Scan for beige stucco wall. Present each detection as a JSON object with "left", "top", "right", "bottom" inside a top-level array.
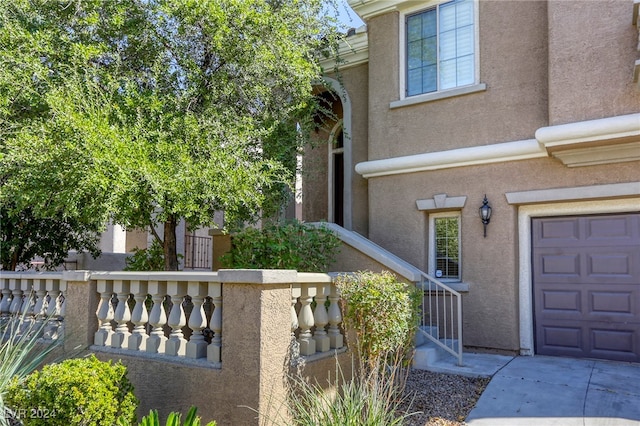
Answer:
[
  {"left": 328, "top": 242, "right": 411, "bottom": 284},
  {"left": 303, "top": 63, "right": 369, "bottom": 236},
  {"left": 367, "top": 158, "right": 640, "bottom": 352},
  {"left": 60, "top": 272, "right": 355, "bottom": 426},
  {"left": 303, "top": 0, "right": 639, "bottom": 353},
  {"left": 366, "top": 1, "right": 549, "bottom": 160},
  {"left": 547, "top": 0, "right": 640, "bottom": 124}
]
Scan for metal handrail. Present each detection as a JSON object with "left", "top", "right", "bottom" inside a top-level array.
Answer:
[{"left": 417, "top": 272, "right": 463, "bottom": 366}]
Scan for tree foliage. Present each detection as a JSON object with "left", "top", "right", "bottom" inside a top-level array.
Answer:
[
  {"left": 0, "top": 0, "right": 341, "bottom": 270},
  {"left": 221, "top": 220, "right": 341, "bottom": 272}
]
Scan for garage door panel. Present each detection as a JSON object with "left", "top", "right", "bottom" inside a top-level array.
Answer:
[
  {"left": 533, "top": 251, "right": 581, "bottom": 283},
  {"left": 533, "top": 213, "right": 640, "bottom": 362},
  {"left": 541, "top": 289, "right": 581, "bottom": 313},
  {"left": 536, "top": 320, "right": 639, "bottom": 361},
  {"left": 589, "top": 290, "right": 635, "bottom": 317},
  {"left": 585, "top": 216, "right": 638, "bottom": 246},
  {"left": 539, "top": 325, "right": 582, "bottom": 351}
]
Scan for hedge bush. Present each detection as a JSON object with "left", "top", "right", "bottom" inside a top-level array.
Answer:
[
  {"left": 221, "top": 220, "right": 340, "bottom": 271},
  {"left": 6, "top": 355, "right": 138, "bottom": 426},
  {"left": 335, "top": 271, "right": 421, "bottom": 370}
]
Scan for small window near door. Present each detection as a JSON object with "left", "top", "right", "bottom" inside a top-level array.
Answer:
[{"left": 430, "top": 213, "right": 461, "bottom": 281}]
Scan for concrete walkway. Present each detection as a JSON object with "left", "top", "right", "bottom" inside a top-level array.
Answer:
[{"left": 466, "top": 355, "right": 640, "bottom": 425}]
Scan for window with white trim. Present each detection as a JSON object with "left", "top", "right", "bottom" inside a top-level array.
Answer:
[
  {"left": 428, "top": 212, "right": 461, "bottom": 281},
  {"left": 405, "top": 0, "right": 476, "bottom": 97}
]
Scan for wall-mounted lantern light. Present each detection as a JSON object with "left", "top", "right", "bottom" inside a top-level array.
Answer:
[{"left": 479, "top": 195, "right": 492, "bottom": 238}]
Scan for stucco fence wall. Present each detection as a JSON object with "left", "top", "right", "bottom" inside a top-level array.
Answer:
[{"left": 0, "top": 270, "right": 353, "bottom": 426}]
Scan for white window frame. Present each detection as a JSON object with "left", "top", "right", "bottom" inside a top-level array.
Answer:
[
  {"left": 428, "top": 211, "right": 462, "bottom": 282},
  {"left": 396, "top": 0, "right": 482, "bottom": 107}
]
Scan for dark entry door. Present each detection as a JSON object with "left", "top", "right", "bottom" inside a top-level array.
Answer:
[{"left": 532, "top": 213, "right": 640, "bottom": 362}]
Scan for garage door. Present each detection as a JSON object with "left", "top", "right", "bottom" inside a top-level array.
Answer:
[{"left": 532, "top": 213, "right": 640, "bottom": 362}]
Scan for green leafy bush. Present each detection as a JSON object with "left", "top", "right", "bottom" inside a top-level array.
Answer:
[
  {"left": 221, "top": 220, "right": 341, "bottom": 272},
  {"left": 124, "top": 239, "right": 165, "bottom": 271},
  {"left": 6, "top": 355, "right": 138, "bottom": 426},
  {"left": 335, "top": 271, "right": 421, "bottom": 370},
  {"left": 137, "top": 406, "right": 216, "bottom": 426}
]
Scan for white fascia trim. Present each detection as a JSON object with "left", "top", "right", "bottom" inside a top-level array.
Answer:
[
  {"left": 535, "top": 113, "right": 640, "bottom": 149},
  {"left": 552, "top": 141, "right": 640, "bottom": 167},
  {"left": 505, "top": 182, "right": 640, "bottom": 205},
  {"left": 348, "top": 0, "right": 407, "bottom": 20},
  {"left": 320, "top": 30, "right": 369, "bottom": 71},
  {"left": 355, "top": 139, "right": 547, "bottom": 178},
  {"left": 390, "top": 83, "right": 487, "bottom": 109}
]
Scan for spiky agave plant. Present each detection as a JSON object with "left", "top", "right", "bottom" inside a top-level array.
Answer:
[{"left": 0, "top": 308, "right": 62, "bottom": 426}]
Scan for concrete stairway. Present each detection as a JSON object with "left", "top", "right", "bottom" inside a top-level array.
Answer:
[{"left": 413, "top": 326, "right": 514, "bottom": 378}]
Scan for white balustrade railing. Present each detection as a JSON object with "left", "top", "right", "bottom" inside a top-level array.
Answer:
[
  {"left": 292, "top": 273, "right": 345, "bottom": 357},
  {"left": 91, "top": 272, "right": 222, "bottom": 365},
  {"left": 2, "top": 270, "right": 346, "bottom": 367},
  {"left": 0, "top": 273, "right": 65, "bottom": 341}
]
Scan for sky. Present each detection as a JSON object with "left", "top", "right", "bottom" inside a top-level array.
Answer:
[{"left": 335, "top": 0, "right": 364, "bottom": 29}]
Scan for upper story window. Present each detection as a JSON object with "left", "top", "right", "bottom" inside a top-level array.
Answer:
[{"left": 405, "top": 0, "right": 476, "bottom": 97}]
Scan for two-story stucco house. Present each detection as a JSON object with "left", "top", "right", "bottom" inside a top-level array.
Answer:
[{"left": 303, "top": 0, "right": 640, "bottom": 362}]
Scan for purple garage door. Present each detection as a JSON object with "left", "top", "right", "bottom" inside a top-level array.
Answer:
[{"left": 532, "top": 213, "right": 640, "bottom": 362}]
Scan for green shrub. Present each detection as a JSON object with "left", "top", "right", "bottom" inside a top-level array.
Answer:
[
  {"left": 124, "top": 239, "right": 165, "bottom": 271},
  {"left": 335, "top": 271, "right": 421, "bottom": 370},
  {"left": 6, "top": 355, "right": 138, "bottom": 426},
  {"left": 221, "top": 220, "right": 341, "bottom": 272},
  {"left": 137, "top": 406, "right": 216, "bottom": 426}
]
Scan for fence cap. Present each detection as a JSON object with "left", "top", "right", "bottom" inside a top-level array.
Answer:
[
  {"left": 89, "top": 271, "right": 220, "bottom": 282},
  {"left": 218, "top": 269, "right": 298, "bottom": 284}
]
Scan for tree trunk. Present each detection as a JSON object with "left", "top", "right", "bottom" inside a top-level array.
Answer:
[{"left": 163, "top": 216, "right": 179, "bottom": 271}]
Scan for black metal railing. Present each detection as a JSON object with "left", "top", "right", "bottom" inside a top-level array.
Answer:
[{"left": 184, "top": 235, "right": 212, "bottom": 270}]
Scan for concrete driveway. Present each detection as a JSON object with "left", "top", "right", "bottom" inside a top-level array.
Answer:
[{"left": 466, "top": 355, "right": 640, "bottom": 425}]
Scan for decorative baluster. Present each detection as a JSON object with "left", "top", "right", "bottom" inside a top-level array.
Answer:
[
  {"left": 186, "top": 282, "right": 207, "bottom": 359},
  {"left": 111, "top": 281, "right": 132, "bottom": 349},
  {"left": 128, "top": 280, "right": 149, "bottom": 352},
  {"left": 57, "top": 279, "right": 67, "bottom": 339},
  {"left": 43, "top": 279, "right": 62, "bottom": 340},
  {"left": 9, "top": 278, "right": 24, "bottom": 315},
  {"left": 297, "top": 284, "right": 317, "bottom": 356},
  {"left": 327, "top": 283, "right": 343, "bottom": 349},
  {"left": 291, "top": 285, "right": 300, "bottom": 339},
  {"left": 208, "top": 283, "right": 222, "bottom": 364},
  {"left": 94, "top": 280, "right": 115, "bottom": 346},
  {"left": 31, "top": 279, "right": 47, "bottom": 338},
  {"left": 1, "top": 278, "right": 12, "bottom": 316},
  {"left": 19, "top": 280, "right": 35, "bottom": 336},
  {"left": 313, "top": 284, "right": 330, "bottom": 352},
  {"left": 146, "top": 281, "right": 168, "bottom": 354},
  {"left": 165, "top": 281, "right": 187, "bottom": 356}
]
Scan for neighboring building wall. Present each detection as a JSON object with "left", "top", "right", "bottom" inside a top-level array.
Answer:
[{"left": 125, "top": 229, "right": 148, "bottom": 252}]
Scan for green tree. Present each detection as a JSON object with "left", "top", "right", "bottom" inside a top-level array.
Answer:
[{"left": 0, "top": 0, "right": 341, "bottom": 270}]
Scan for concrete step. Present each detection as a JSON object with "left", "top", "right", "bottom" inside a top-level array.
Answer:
[
  {"left": 413, "top": 341, "right": 515, "bottom": 378},
  {"left": 414, "top": 325, "right": 439, "bottom": 346},
  {"left": 413, "top": 339, "right": 459, "bottom": 370}
]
